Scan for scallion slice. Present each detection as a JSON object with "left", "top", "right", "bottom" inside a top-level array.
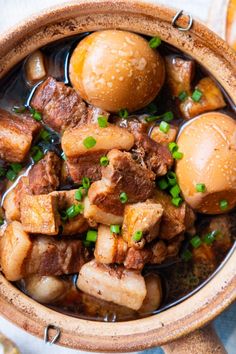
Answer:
[
  {"left": 83, "top": 136, "right": 97, "bottom": 149},
  {"left": 100, "top": 156, "right": 109, "bottom": 167},
  {"left": 171, "top": 196, "right": 183, "bottom": 207},
  {"left": 157, "top": 178, "right": 168, "bottom": 190},
  {"left": 110, "top": 225, "right": 120, "bottom": 234},
  {"left": 66, "top": 204, "right": 83, "bottom": 219},
  {"left": 170, "top": 184, "right": 181, "bottom": 198},
  {"left": 196, "top": 183, "right": 206, "bottom": 193},
  {"left": 219, "top": 199, "right": 228, "bottom": 210},
  {"left": 119, "top": 192, "right": 128, "bottom": 204},
  {"left": 167, "top": 171, "right": 177, "bottom": 186},
  {"left": 118, "top": 109, "right": 129, "bottom": 118},
  {"left": 6, "top": 169, "right": 17, "bottom": 181},
  {"left": 10, "top": 163, "right": 22, "bottom": 174},
  {"left": 173, "top": 151, "right": 183, "bottom": 160},
  {"left": 159, "top": 121, "right": 170, "bottom": 134},
  {"left": 190, "top": 235, "right": 202, "bottom": 248},
  {"left": 132, "top": 230, "right": 143, "bottom": 242},
  {"left": 86, "top": 230, "right": 98, "bottom": 242},
  {"left": 181, "top": 249, "right": 192, "bottom": 262},
  {"left": 192, "top": 89, "right": 202, "bottom": 102},
  {"left": 178, "top": 91, "right": 188, "bottom": 101},
  {"left": 82, "top": 177, "right": 90, "bottom": 190},
  {"left": 31, "top": 146, "right": 44, "bottom": 163},
  {"left": 98, "top": 115, "right": 108, "bottom": 128},
  {"left": 149, "top": 36, "right": 161, "bottom": 49}
]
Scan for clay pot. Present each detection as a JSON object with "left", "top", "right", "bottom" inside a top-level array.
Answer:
[{"left": 0, "top": 1, "right": 235, "bottom": 353}]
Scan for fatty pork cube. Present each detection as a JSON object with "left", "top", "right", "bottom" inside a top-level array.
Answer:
[
  {"left": 88, "top": 149, "right": 155, "bottom": 216},
  {"left": 51, "top": 189, "right": 88, "bottom": 235},
  {"left": 84, "top": 196, "right": 123, "bottom": 226},
  {"left": 0, "top": 221, "right": 32, "bottom": 281},
  {"left": 87, "top": 105, "right": 110, "bottom": 124},
  {"left": 122, "top": 201, "right": 163, "bottom": 248},
  {"left": 3, "top": 177, "right": 30, "bottom": 222},
  {"left": 138, "top": 273, "right": 162, "bottom": 313},
  {"left": 77, "top": 259, "right": 147, "bottom": 310},
  {"left": 61, "top": 123, "right": 134, "bottom": 183},
  {"left": 20, "top": 194, "right": 60, "bottom": 235},
  {"left": 30, "top": 76, "right": 87, "bottom": 133},
  {"left": 28, "top": 151, "right": 61, "bottom": 195},
  {"left": 0, "top": 108, "right": 41, "bottom": 163},
  {"left": 134, "top": 133, "right": 173, "bottom": 176},
  {"left": 150, "top": 125, "right": 178, "bottom": 146},
  {"left": 165, "top": 56, "right": 195, "bottom": 96},
  {"left": 180, "top": 77, "right": 226, "bottom": 120},
  {"left": 155, "top": 190, "right": 195, "bottom": 239},
  {"left": 94, "top": 225, "right": 128, "bottom": 264}
]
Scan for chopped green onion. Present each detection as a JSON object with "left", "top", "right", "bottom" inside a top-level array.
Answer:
[
  {"left": 192, "top": 89, "right": 202, "bottom": 102},
  {"left": 12, "top": 105, "right": 26, "bottom": 113},
  {"left": 10, "top": 163, "right": 22, "bottom": 174},
  {"left": 167, "top": 171, "right": 177, "bottom": 186},
  {"left": 181, "top": 249, "right": 192, "bottom": 262},
  {"left": 119, "top": 192, "right": 128, "bottom": 204},
  {"left": 159, "top": 121, "right": 170, "bottom": 134},
  {"left": 171, "top": 197, "right": 183, "bottom": 207},
  {"left": 32, "top": 110, "right": 42, "bottom": 121},
  {"left": 146, "top": 102, "right": 157, "bottom": 114},
  {"left": 196, "top": 183, "right": 206, "bottom": 193},
  {"left": 66, "top": 204, "right": 83, "bottom": 219},
  {"left": 168, "top": 142, "right": 178, "bottom": 153},
  {"left": 60, "top": 210, "right": 68, "bottom": 222},
  {"left": 190, "top": 235, "right": 202, "bottom": 248},
  {"left": 145, "top": 116, "right": 160, "bottom": 123},
  {"left": 149, "top": 36, "right": 162, "bottom": 49},
  {"left": 75, "top": 187, "right": 84, "bottom": 201},
  {"left": 0, "top": 167, "right": 6, "bottom": 177},
  {"left": 132, "top": 230, "right": 143, "bottom": 242},
  {"left": 157, "top": 178, "right": 168, "bottom": 190},
  {"left": 219, "top": 199, "right": 228, "bottom": 210},
  {"left": 170, "top": 184, "right": 181, "bottom": 198},
  {"left": 61, "top": 152, "right": 66, "bottom": 161},
  {"left": 118, "top": 109, "right": 129, "bottom": 118},
  {"left": 162, "top": 111, "right": 174, "bottom": 123},
  {"left": 178, "top": 91, "right": 188, "bottom": 101},
  {"left": 0, "top": 218, "right": 4, "bottom": 226},
  {"left": 83, "top": 136, "right": 97, "bottom": 149},
  {"left": 31, "top": 146, "right": 44, "bottom": 163},
  {"left": 39, "top": 129, "right": 51, "bottom": 141},
  {"left": 203, "top": 231, "right": 218, "bottom": 245},
  {"left": 173, "top": 151, "right": 184, "bottom": 160},
  {"left": 100, "top": 156, "right": 109, "bottom": 167},
  {"left": 110, "top": 225, "right": 120, "bottom": 234},
  {"left": 98, "top": 115, "right": 108, "bottom": 128},
  {"left": 82, "top": 177, "right": 90, "bottom": 190},
  {"left": 83, "top": 240, "right": 91, "bottom": 247},
  {"left": 6, "top": 169, "right": 17, "bottom": 181},
  {"left": 86, "top": 230, "right": 98, "bottom": 242}
]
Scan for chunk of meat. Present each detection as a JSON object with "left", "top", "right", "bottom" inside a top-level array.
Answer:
[
  {"left": 122, "top": 201, "right": 163, "bottom": 248},
  {"left": 3, "top": 177, "right": 31, "bottom": 222},
  {"left": 60, "top": 161, "right": 72, "bottom": 186},
  {"left": 28, "top": 152, "right": 61, "bottom": 195},
  {"left": 62, "top": 123, "right": 134, "bottom": 183},
  {"left": 23, "top": 275, "right": 70, "bottom": 304},
  {"left": 84, "top": 196, "right": 123, "bottom": 226},
  {"left": 31, "top": 76, "right": 87, "bottom": 133},
  {"left": 89, "top": 149, "right": 155, "bottom": 215},
  {"left": 0, "top": 221, "right": 32, "bottom": 281},
  {"left": 124, "top": 247, "right": 151, "bottom": 270},
  {"left": 94, "top": 225, "right": 128, "bottom": 264},
  {"left": 0, "top": 109, "right": 41, "bottom": 163},
  {"left": 134, "top": 133, "right": 173, "bottom": 176},
  {"left": 86, "top": 106, "right": 110, "bottom": 125},
  {"left": 138, "top": 274, "right": 162, "bottom": 313},
  {"left": 155, "top": 190, "right": 195, "bottom": 239},
  {"left": 52, "top": 189, "right": 88, "bottom": 235},
  {"left": 26, "top": 236, "right": 85, "bottom": 277},
  {"left": 166, "top": 233, "right": 184, "bottom": 258},
  {"left": 113, "top": 115, "right": 148, "bottom": 135},
  {"left": 150, "top": 125, "right": 178, "bottom": 146},
  {"left": 180, "top": 77, "right": 226, "bottom": 120},
  {"left": 165, "top": 56, "right": 195, "bottom": 96},
  {"left": 20, "top": 194, "right": 60, "bottom": 235},
  {"left": 150, "top": 240, "right": 168, "bottom": 264},
  {"left": 77, "top": 260, "right": 147, "bottom": 310}
]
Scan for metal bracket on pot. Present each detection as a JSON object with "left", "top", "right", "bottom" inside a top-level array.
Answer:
[
  {"left": 171, "top": 10, "right": 193, "bottom": 31},
  {"left": 44, "top": 324, "right": 61, "bottom": 345}
]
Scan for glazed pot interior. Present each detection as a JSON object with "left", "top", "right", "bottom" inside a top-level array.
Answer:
[{"left": 0, "top": 1, "right": 235, "bottom": 352}]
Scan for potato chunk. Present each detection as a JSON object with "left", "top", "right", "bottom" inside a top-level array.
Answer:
[
  {"left": 62, "top": 123, "right": 134, "bottom": 158},
  {"left": 77, "top": 260, "right": 147, "bottom": 310},
  {"left": 20, "top": 194, "right": 60, "bottom": 235},
  {"left": 180, "top": 77, "right": 226, "bottom": 120},
  {"left": 122, "top": 201, "right": 163, "bottom": 248},
  {"left": 95, "top": 225, "right": 127, "bottom": 264},
  {"left": 0, "top": 221, "right": 32, "bottom": 281},
  {"left": 84, "top": 196, "right": 123, "bottom": 226},
  {"left": 0, "top": 109, "right": 41, "bottom": 162}
]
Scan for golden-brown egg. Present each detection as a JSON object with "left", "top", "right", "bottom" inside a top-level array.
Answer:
[
  {"left": 176, "top": 112, "right": 236, "bottom": 214},
  {"left": 69, "top": 30, "right": 165, "bottom": 112}
]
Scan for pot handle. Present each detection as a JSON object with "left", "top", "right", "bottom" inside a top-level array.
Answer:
[{"left": 162, "top": 324, "right": 227, "bottom": 354}]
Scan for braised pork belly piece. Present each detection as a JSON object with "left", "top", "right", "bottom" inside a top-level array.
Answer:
[
  {"left": 180, "top": 77, "right": 226, "bottom": 120},
  {"left": 150, "top": 125, "right": 178, "bottom": 146},
  {"left": 28, "top": 151, "right": 61, "bottom": 195},
  {"left": 0, "top": 109, "right": 41, "bottom": 163},
  {"left": 165, "top": 56, "right": 195, "bottom": 97},
  {"left": 61, "top": 123, "right": 134, "bottom": 183},
  {"left": 31, "top": 76, "right": 87, "bottom": 132},
  {"left": 89, "top": 149, "right": 155, "bottom": 216}
]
